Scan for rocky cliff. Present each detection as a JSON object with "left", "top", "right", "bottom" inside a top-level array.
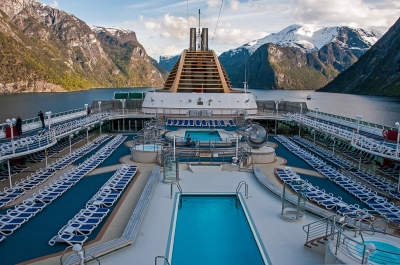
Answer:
[
  {"left": 0, "top": 0, "right": 165, "bottom": 93},
  {"left": 218, "top": 25, "right": 382, "bottom": 89},
  {"left": 319, "top": 18, "right": 400, "bottom": 96}
]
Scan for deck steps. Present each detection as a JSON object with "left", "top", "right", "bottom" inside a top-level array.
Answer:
[{"left": 189, "top": 164, "right": 222, "bottom": 173}]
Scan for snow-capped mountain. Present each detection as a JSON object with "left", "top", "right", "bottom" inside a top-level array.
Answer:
[
  {"left": 218, "top": 24, "right": 383, "bottom": 90},
  {"left": 233, "top": 24, "right": 383, "bottom": 55}
]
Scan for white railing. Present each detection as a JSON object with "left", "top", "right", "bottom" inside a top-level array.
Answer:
[
  {"left": 291, "top": 113, "right": 400, "bottom": 161},
  {"left": 0, "top": 112, "right": 116, "bottom": 161}
]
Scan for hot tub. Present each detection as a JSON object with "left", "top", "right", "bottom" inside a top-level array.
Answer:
[{"left": 131, "top": 144, "right": 162, "bottom": 162}]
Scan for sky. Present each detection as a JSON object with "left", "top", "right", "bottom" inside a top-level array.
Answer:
[{"left": 39, "top": 0, "right": 400, "bottom": 61}]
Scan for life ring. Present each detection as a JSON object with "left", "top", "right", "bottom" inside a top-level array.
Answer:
[{"left": 382, "top": 129, "right": 388, "bottom": 138}]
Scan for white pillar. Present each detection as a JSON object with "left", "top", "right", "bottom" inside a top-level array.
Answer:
[
  {"left": 236, "top": 135, "right": 239, "bottom": 158},
  {"left": 6, "top": 118, "right": 16, "bottom": 154},
  {"left": 98, "top": 101, "right": 102, "bottom": 134},
  {"left": 173, "top": 135, "right": 176, "bottom": 162},
  {"left": 45, "top": 111, "right": 52, "bottom": 130},
  {"left": 7, "top": 160, "right": 12, "bottom": 188},
  {"left": 69, "top": 134, "right": 73, "bottom": 154}
]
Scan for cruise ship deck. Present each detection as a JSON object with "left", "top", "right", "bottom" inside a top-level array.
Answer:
[{"left": 0, "top": 23, "right": 400, "bottom": 265}]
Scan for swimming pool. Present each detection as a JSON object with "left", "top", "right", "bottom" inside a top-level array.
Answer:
[
  {"left": 354, "top": 239, "right": 400, "bottom": 264},
  {"left": 167, "top": 194, "right": 270, "bottom": 265},
  {"left": 185, "top": 131, "right": 222, "bottom": 142},
  {"left": 133, "top": 144, "right": 162, "bottom": 151}
]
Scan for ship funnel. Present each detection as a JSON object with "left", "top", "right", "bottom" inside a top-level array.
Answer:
[
  {"left": 189, "top": 28, "right": 196, "bottom": 51},
  {"left": 201, "top": 28, "right": 208, "bottom": 51}
]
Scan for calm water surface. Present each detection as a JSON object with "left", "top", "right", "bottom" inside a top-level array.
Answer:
[{"left": 0, "top": 88, "right": 399, "bottom": 127}]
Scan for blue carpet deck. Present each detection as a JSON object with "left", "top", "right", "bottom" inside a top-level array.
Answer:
[
  {"left": 299, "top": 174, "right": 369, "bottom": 210},
  {"left": 0, "top": 171, "right": 126, "bottom": 265},
  {"left": 99, "top": 143, "right": 131, "bottom": 167},
  {"left": 72, "top": 137, "right": 113, "bottom": 165},
  {"left": 268, "top": 137, "right": 314, "bottom": 170}
]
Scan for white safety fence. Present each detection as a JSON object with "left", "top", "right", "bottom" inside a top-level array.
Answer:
[{"left": 291, "top": 113, "right": 400, "bottom": 161}]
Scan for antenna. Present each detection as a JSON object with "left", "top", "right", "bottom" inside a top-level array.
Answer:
[
  {"left": 197, "top": 9, "right": 202, "bottom": 51},
  {"left": 198, "top": 9, "right": 201, "bottom": 34}
]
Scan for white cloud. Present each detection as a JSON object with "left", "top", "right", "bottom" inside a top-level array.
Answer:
[
  {"left": 292, "top": 0, "right": 400, "bottom": 29},
  {"left": 143, "top": 14, "right": 197, "bottom": 40},
  {"left": 207, "top": 0, "right": 220, "bottom": 8},
  {"left": 211, "top": 27, "right": 267, "bottom": 45},
  {"left": 139, "top": 15, "right": 144, "bottom": 21},
  {"left": 50, "top": 0, "right": 58, "bottom": 8},
  {"left": 229, "top": 0, "right": 240, "bottom": 11}
]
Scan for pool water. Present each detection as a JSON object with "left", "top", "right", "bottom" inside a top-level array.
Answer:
[
  {"left": 185, "top": 131, "right": 222, "bottom": 142},
  {"left": 170, "top": 195, "right": 266, "bottom": 265},
  {"left": 355, "top": 240, "right": 400, "bottom": 264},
  {"left": 134, "top": 144, "right": 161, "bottom": 151}
]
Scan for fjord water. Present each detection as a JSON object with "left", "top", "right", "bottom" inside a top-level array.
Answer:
[{"left": 0, "top": 88, "right": 399, "bottom": 127}]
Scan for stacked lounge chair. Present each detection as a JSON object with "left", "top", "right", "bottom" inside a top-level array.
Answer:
[
  {"left": 49, "top": 165, "right": 137, "bottom": 246},
  {"left": 0, "top": 135, "right": 126, "bottom": 238}
]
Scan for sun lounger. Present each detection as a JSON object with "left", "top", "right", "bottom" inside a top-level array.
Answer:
[
  {"left": 0, "top": 224, "right": 20, "bottom": 236},
  {"left": 64, "top": 223, "right": 97, "bottom": 236},
  {"left": 228, "top": 120, "right": 236, "bottom": 126},
  {"left": 220, "top": 120, "right": 227, "bottom": 127},
  {"left": 183, "top": 120, "right": 189, "bottom": 126},
  {"left": 0, "top": 216, "right": 27, "bottom": 226},
  {"left": 166, "top": 119, "right": 173, "bottom": 126},
  {"left": 195, "top": 120, "right": 201, "bottom": 126},
  {"left": 201, "top": 120, "right": 207, "bottom": 127},
  {"left": 50, "top": 233, "right": 88, "bottom": 246},
  {"left": 189, "top": 120, "right": 194, "bottom": 127}
]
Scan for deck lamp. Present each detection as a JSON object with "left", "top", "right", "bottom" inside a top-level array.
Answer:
[
  {"left": 363, "top": 243, "right": 376, "bottom": 264},
  {"left": 356, "top": 114, "right": 363, "bottom": 134},
  {"left": 395, "top": 122, "right": 399, "bottom": 158},
  {"left": 314, "top": 106, "right": 319, "bottom": 124},
  {"left": 5, "top": 118, "right": 15, "bottom": 189},
  {"left": 72, "top": 244, "right": 85, "bottom": 264},
  {"left": 98, "top": 101, "right": 102, "bottom": 134},
  {"left": 45, "top": 111, "right": 52, "bottom": 130},
  {"left": 312, "top": 129, "right": 316, "bottom": 145},
  {"left": 355, "top": 114, "right": 363, "bottom": 147},
  {"left": 84, "top": 104, "right": 88, "bottom": 116},
  {"left": 6, "top": 118, "right": 16, "bottom": 154},
  {"left": 120, "top": 99, "right": 126, "bottom": 115},
  {"left": 69, "top": 134, "right": 74, "bottom": 154},
  {"left": 396, "top": 122, "right": 400, "bottom": 191}
]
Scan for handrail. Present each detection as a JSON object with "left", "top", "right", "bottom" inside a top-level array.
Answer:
[
  {"left": 155, "top": 256, "right": 171, "bottom": 265},
  {"left": 236, "top": 181, "right": 248, "bottom": 199},
  {"left": 0, "top": 107, "right": 86, "bottom": 131}
]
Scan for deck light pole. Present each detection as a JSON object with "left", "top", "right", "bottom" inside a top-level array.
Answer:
[
  {"left": 120, "top": 99, "right": 126, "bottom": 115},
  {"left": 356, "top": 114, "right": 363, "bottom": 145},
  {"left": 331, "top": 136, "right": 336, "bottom": 155},
  {"left": 395, "top": 122, "right": 400, "bottom": 191},
  {"left": 84, "top": 104, "right": 89, "bottom": 117},
  {"left": 69, "top": 134, "right": 74, "bottom": 154},
  {"left": 98, "top": 101, "right": 102, "bottom": 135},
  {"left": 7, "top": 160, "right": 13, "bottom": 188},
  {"left": 45, "top": 111, "right": 52, "bottom": 130},
  {"left": 314, "top": 106, "right": 319, "bottom": 123},
  {"left": 6, "top": 118, "right": 16, "bottom": 154},
  {"left": 312, "top": 129, "right": 316, "bottom": 145},
  {"left": 395, "top": 122, "right": 399, "bottom": 158}
]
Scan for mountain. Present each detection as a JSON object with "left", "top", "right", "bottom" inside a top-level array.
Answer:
[
  {"left": 319, "top": 18, "right": 400, "bottom": 96},
  {"left": 159, "top": 54, "right": 181, "bottom": 72},
  {"left": 0, "top": 0, "right": 164, "bottom": 93},
  {"left": 219, "top": 24, "right": 382, "bottom": 89}
]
